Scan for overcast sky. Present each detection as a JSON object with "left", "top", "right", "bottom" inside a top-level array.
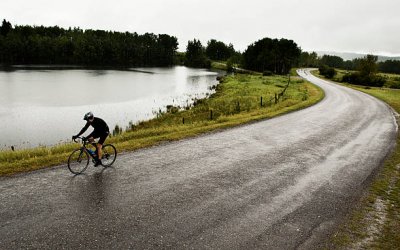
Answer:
[{"left": 1, "top": 0, "right": 399, "bottom": 56}]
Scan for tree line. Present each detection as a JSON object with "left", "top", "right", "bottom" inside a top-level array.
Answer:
[
  {"left": 299, "top": 52, "right": 400, "bottom": 75},
  {"left": 0, "top": 19, "right": 178, "bottom": 67},
  {"left": 183, "top": 38, "right": 241, "bottom": 70},
  {"left": 184, "top": 37, "right": 301, "bottom": 75},
  {"left": 1, "top": 19, "right": 301, "bottom": 75},
  {"left": 2, "top": 19, "right": 399, "bottom": 82}
]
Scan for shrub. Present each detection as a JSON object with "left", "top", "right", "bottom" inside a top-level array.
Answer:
[
  {"left": 113, "top": 124, "right": 122, "bottom": 136},
  {"left": 319, "top": 65, "right": 336, "bottom": 79},
  {"left": 386, "top": 80, "right": 400, "bottom": 89},
  {"left": 342, "top": 72, "right": 386, "bottom": 87},
  {"left": 166, "top": 105, "right": 180, "bottom": 114},
  {"left": 226, "top": 58, "right": 234, "bottom": 73}
]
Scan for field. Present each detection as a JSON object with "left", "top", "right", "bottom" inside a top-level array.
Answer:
[{"left": 0, "top": 73, "right": 323, "bottom": 176}]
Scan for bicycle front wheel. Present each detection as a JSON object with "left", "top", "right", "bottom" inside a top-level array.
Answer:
[
  {"left": 101, "top": 144, "right": 117, "bottom": 167},
  {"left": 68, "top": 148, "right": 89, "bottom": 174}
]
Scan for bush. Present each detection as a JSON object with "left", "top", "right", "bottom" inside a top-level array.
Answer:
[
  {"left": 226, "top": 58, "right": 234, "bottom": 73},
  {"left": 319, "top": 65, "right": 336, "bottom": 78},
  {"left": 386, "top": 80, "right": 400, "bottom": 89},
  {"left": 342, "top": 72, "right": 386, "bottom": 87},
  {"left": 113, "top": 124, "right": 122, "bottom": 136},
  {"left": 166, "top": 105, "right": 180, "bottom": 114}
]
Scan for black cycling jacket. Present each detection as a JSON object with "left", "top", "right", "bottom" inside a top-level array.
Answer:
[{"left": 77, "top": 117, "right": 109, "bottom": 136}]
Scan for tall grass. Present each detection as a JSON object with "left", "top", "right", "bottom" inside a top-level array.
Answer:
[{"left": 0, "top": 73, "right": 323, "bottom": 176}]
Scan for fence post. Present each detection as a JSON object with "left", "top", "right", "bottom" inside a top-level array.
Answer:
[
  {"left": 182, "top": 117, "right": 185, "bottom": 124},
  {"left": 210, "top": 110, "right": 213, "bottom": 120},
  {"left": 260, "top": 96, "right": 263, "bottom": 107},
  {"left": 275, "top": 93, "right": 278, "bottom": 104}
]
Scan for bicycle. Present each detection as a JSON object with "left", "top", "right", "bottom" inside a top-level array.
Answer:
[{"left": 67, "top": 136, "right": 117, "bottom": 175}]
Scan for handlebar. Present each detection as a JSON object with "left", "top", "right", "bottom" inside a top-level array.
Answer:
[
  {"left": 73, "top": 136, "right": 98, "bottom": 144},
  {"left": 73, "top": 136, "right": 86, "bottom": 143}
]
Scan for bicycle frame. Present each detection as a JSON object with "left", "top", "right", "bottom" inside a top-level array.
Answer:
[{"left": 74, "top": 137, "right": 99, "bottom": 161}]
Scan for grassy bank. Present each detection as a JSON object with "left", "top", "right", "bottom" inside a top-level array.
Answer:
[
  {"left": 312, "top": 70, "right": 400, "bottom": 249},
  {"left": 0, "top": 72, "right": 323, "bottom": 176}
]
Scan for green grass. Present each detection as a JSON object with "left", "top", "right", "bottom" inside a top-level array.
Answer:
[
  {"left": 0, "top": 73, "right": 323, "bottom": 176},
  {"left": 356, "top": 87, "right": 400, "bottom": 111},
  {"left": 380, "top": 72, "right": 400, "bottom": 89},
  {"left": 211, "top": 61, "right": 228, "bottom": 71},
  {"left": 312, "top": 70, "right": 400, "bottom": 249}
]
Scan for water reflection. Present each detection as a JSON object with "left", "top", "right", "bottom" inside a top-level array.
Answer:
[
  {"left": 68, "top": 169, "right": 111, "bottom": 211},
  {"left": 0, "top": 66, "right": 223, "bottom": 149},
  {"left": 89, "top": 70, "right": 108, "bottom": 76},
  {"left": 188, "top": 75, "right": 203, "bottom": 86}
]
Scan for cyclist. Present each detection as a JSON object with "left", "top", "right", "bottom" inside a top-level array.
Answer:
[{"left": 72, "top": 112, "right": 110, "bottom": 166}]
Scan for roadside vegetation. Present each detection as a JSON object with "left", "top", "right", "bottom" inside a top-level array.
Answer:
[
  {"left": 316, "top": 54, "right": 400, "bottom": 90},
  {"left": 0, "top": 72, "right": 323, "bottom": 176},
  {"left": 300, "top": 52, "right": 400, "bottom": 76},
  {"left": 316, "top": 68, "right": 400, "bottom": 89},
  {"left": 312, "top": 70, "right": 400, "bottom": 249}
]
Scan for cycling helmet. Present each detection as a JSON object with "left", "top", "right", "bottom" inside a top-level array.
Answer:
[{"left": 83, "top": 111, "right": 94, "bottom": 121}]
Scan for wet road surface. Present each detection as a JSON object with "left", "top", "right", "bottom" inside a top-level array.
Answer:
[{"left": 0, "top": 69, "right": 398, "bottom": 249}]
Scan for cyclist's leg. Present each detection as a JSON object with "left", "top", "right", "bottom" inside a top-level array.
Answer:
[
  {"left": 86, "top": 131, "right": 96, "bottom": 144},
  {"left": 97, "top": 133, "right": 108, "bottom": 161},
  {"left": 87, "top": 131, "right": 101, "bottom": 160},
  {"left": 96, "top": 143, "right": 103, "bottom": 161}
]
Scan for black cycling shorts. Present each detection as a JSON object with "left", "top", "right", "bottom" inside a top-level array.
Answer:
[{"left": 88, "top": 131, "right": 109, "bottom": 145}]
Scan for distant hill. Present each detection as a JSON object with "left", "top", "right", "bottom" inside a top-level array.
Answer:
[{"left": 315, "top": 51, "right": 400, "bottom": 62}]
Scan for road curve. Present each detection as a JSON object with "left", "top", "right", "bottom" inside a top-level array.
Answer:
[{"left": 0, "top": 69, "right": 398, "bottom": 249}]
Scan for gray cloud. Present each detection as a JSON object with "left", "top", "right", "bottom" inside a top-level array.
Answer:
[{"left": 1, "top": 0, "right": 399, "bottom": 55}]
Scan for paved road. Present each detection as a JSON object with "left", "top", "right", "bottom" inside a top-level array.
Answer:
[{"left": 0, "top": 69, "right": 398, "bottom": 249}]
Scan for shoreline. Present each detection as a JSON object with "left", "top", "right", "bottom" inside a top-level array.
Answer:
[{"left": 0, "top": 69, "right": 324, "bottom": 176}]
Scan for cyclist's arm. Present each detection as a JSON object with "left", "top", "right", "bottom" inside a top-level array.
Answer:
[{"left": 76, "top": 122, "right": 90, "bottom": 137}]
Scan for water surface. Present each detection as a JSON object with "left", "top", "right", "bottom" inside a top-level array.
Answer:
[{"left": 0, "top": 66, "right": 221, "bottom": 149}]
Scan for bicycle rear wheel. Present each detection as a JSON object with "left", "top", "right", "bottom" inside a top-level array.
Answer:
[
  {"left": 68, "top": 148, "right": 89, "bottom": 174},
  {"left": 101, "top": 144, "right": 117, "bottom": 167}
]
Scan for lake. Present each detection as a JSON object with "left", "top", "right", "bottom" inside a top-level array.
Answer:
[{"left": 0, "top": 66, "right": 222, "bottom": 150}]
